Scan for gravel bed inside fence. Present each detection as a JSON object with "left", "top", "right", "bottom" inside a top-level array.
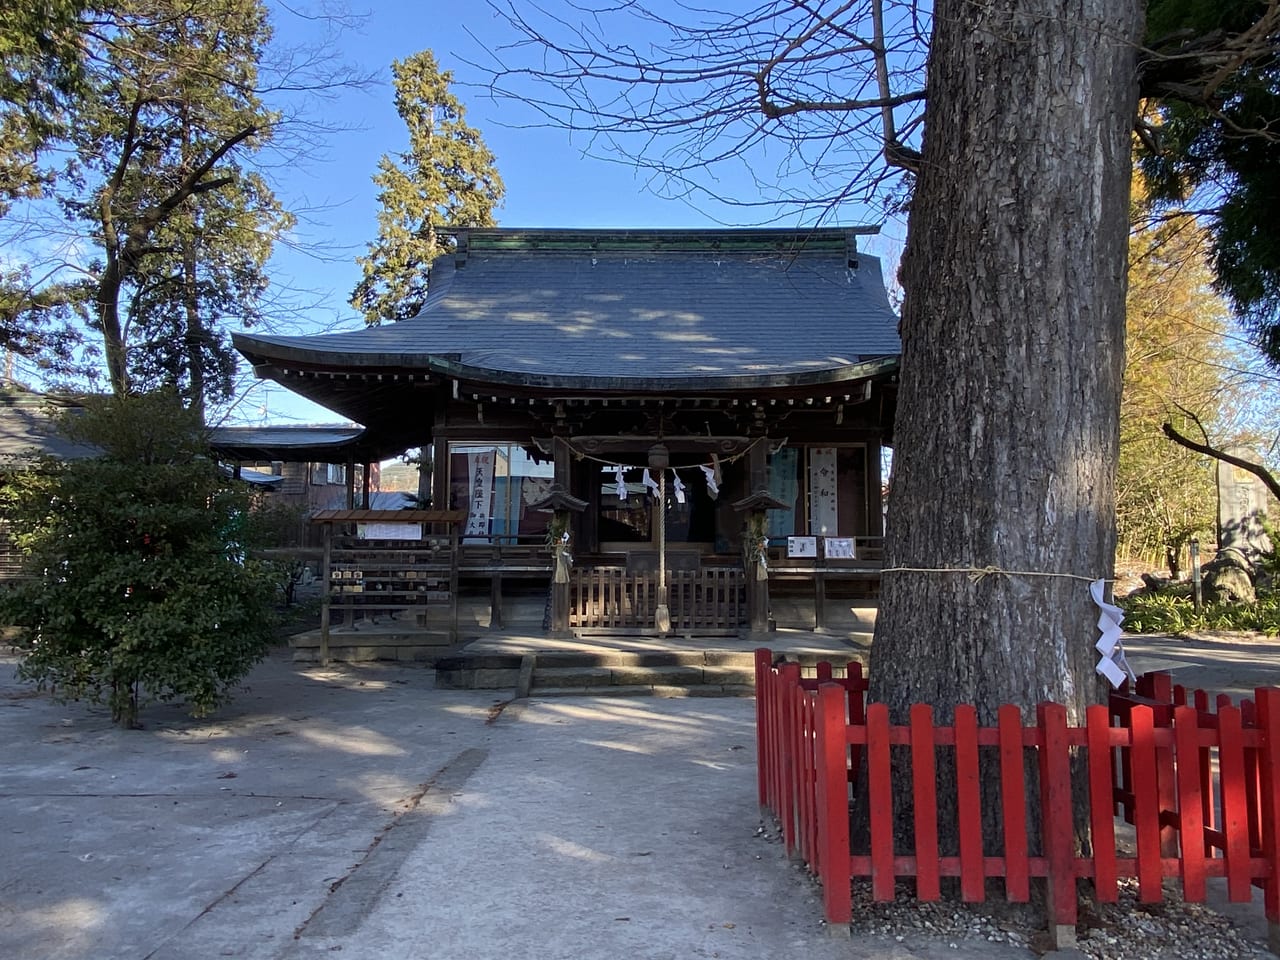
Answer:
[
  {"left": 756, "top": 821, "right": 1270, "bottom": 959},
  {"left": 845, "top": 877, "right": 1270, "bottom": 959}
]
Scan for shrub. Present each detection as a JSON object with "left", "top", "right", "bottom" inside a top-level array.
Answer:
[
  {"left": 0, "top": 392, "right": 281, "bottom": 727},
  {"left": 1120, "top": 592, "right": 1280, "bottom": 635}
]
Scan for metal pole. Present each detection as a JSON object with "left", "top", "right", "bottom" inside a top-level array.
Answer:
[{"left": 1190, "top": 538, "right": 1203, "bottom": 610}]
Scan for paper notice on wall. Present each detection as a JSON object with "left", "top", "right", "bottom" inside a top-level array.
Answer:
[
  {"left": 464, "top": 451, "right": 495, "bottom": 538},
  {"left": 808, "top": 447, "right": 839, "bottom": 535},
  {"left": 358, "top": 522, "right": 422, "bottom": 541},
  {"left": 787, "top": 536, "right": 818, "bottom": 558},
  {"left": 824, "top": 537, "right": 855, "bottom": 559}
]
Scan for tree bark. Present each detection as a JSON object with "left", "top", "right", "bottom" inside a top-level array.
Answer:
[{"left": 869, "top": 0, "right": 1143, "bottom": 847}]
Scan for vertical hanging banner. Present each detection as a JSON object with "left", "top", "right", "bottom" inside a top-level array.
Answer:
[
  {"left": 808, "top": 447, "right": 839, "bottom": 535},
  {"left": 464, "top": 450, "right": 495, "bottom": 538},
  {"left": 767, "top": 447, "right": 799, "bottom": 538}
]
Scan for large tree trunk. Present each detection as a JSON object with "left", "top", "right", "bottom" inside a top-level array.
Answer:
[{"left": 871, "top": 1, "right": 1142, "bottom": 739}]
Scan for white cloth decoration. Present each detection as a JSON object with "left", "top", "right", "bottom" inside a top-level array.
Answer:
[
  {"left": 1091, "top": 578, "right": 1135, "bottom": 689},
  {"left": 672, "top": 472, "right": 686, "bottom": 504},
  {"left": 642, "top": 468, "right": 660, "bottom": 497},
  {"left": 701, "top": 464, "right": 719, "bottom": 499},
  {"left": 614, "top": 465, "right": 627, "bottom": 501}
]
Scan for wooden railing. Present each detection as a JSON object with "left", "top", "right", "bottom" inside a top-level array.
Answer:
[
  {"left": 754, "top": 650, "right": 1280, "bottom": 951},
  {"left": 570, "top": 566, "right": 745, "bottom": 633}
]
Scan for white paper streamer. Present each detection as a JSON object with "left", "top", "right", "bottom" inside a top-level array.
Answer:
[
  {"left": 642, "top": 468, "right": 660, "bottom": 496},
  {"left": 614, "top": 465, "right": 627, "bottom": 501},
  {"left": 672, "top": 472, "right": 686, "bottom": 504},
  {"left": 701, "top": 464, "right": 719, "bottom": 499},
  {"left": 1090, "top": 578, "right": 1135, "bottom": 688}
]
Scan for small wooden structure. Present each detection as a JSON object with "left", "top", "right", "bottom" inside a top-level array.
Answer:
[
  {"left": 237, "top": 228, "right": 901, "bottom": 639},
  {"left": 311, "top": 509, "right": 465, "bottom": 662}
]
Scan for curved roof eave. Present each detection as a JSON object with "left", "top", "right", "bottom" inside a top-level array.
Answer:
[{"left": 235, "top": 331, "right": 900, "bottom": 393}]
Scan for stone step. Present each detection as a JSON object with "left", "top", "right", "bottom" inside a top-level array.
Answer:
[
  {"left": 531, "top": 650, "right": 758, "bottom": 669},
  {"left": 432, "top": 645, "right": 863, "bottom": 693},
  {"left": 532, "top": 664, "right": 707, "bottom": 688},
  {"left": 532, "top": 684, "right": 756, "bottom": 699}
]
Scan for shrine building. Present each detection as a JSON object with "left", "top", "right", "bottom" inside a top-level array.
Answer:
[{"left": 231, "top": 227, "right": 900, "bottom": 638}]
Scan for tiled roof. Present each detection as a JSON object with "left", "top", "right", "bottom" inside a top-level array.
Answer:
[
  {"left": 235, "top": 228, "right": 900, "bottom": 385},
  {"left": 209, "top": 425, "right": 363, "bottom": 449},
  {"left": 0, "top": 390, "right": 99, "bottom": 461},
  {"left": 208, "top": 425, "right": 402, "bottom": 463}
]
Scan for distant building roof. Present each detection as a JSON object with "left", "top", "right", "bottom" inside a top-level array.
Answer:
[
  {"left": 234, "top": 227, "right": 900, "bottom": 388},
  {"left": 0, "top": 389, "right": 99, "bottom": 462},
  {"left": 237, "top": 466, "right": 285, "bottom": 487},
  {"left": 208, "top": 425, "right": 402, "bottom": 463}
]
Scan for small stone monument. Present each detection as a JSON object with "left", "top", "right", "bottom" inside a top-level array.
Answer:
[
  {"left": 1205, "top": 448, "right": 1274, "bottom": 603},
  {"left": 1216, "top": 447, "right": 1273, "bottom": 563}
]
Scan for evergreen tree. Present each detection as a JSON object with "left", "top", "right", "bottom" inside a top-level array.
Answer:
[
  {"left": 1138, "top": 0, "right": 1280, "bottom": 365},
  {"left": 63, "top": 0, "right": 289, "bottom": 403},
  {"left": 0, "top": 0, "right": 86, "bottom": 216},
  {"left": 0, "top": 391, "right": 280, "bottom": 728},
  {"left": 0, "top": 0, "right": 292, "bottom": 409},
  {"left": 351, "top": 50, "right": 504, "bottom": 325}
]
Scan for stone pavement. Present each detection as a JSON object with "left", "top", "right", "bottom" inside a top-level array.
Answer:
[{"left": 0, "top": 630, "right": 1276, "bottom": 960}]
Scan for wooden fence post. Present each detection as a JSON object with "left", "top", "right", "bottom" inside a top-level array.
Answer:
[
  {"left": 780, "top": 661, "right": 802, "bottom": 857},
  {"left": 1254, "top": 687, "right": 1280, "bottom": 954},
  {"left": 815, "top": 681, "right": 852, "bottom": 935},
  {"left": 1036, "top": 701, "right": 1078, "bottom": 948},
  {"left": 755, "top": 648, "right": 773, "bottom": 811}
]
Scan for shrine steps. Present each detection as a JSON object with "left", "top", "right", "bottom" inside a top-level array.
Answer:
[{"left": 432, "top": 647, "right": 851, "bottom": 698}]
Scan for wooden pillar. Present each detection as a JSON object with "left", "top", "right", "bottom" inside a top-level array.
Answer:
[
  {"left": 579, "top": 457, "right": 599, "bottom": 553},
  {"left": 318, "top": 523, "right": 332, "bottom": 665},
  {"left": 748, "top": 436, "right": 768, "bottom": 493},
  {"left": 344, "top": 461, "right": 355, "bottom": 510},
  {"left": 749, "top": 530, "right": 770, "bottom": 634},
  {"left": 747, "top": 439, "right": 772, "bottom": 635},
  {"left": 489, "top": 569, "right": 504, "bottom": 630},
  {"left": 867, "top": 439, "right": 884, "bottom": 538},
  {"left": 814, "top": 571, "right": 828, "bottom": 632},
  {"left": 361, "top": 462, "right": 372, "bottom": 509},
  {"left": 431, "top": 435, "right": 449, "bottom": 513},
  {"left": 550, "top": 438, "right": 572, "bottom": 636}
]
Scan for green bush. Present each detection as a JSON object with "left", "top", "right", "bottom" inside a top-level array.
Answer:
[
  {"left": 0, "top": 392, "right": 281, "bottom": 727},
  {"left": 1120, "top": 592, "right": 1280, "bottom": 635}
]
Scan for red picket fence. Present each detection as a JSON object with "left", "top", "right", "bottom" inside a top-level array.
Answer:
[{"left": 753, "top": 648, "right": 1280, "bottom": 949}]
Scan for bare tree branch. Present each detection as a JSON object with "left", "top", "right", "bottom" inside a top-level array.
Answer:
[
  {"left": 472, "top": 0, "right": 929, "bottom": 218},
  {"left": 1162, "top": 417, "right": 1280, "bottom": 503}
]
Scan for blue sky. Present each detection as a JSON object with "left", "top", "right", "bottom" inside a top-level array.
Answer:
[{"left": 249, "top": 1, "right": 905, "bottom": 425}]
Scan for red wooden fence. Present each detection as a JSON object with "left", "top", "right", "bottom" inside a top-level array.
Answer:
[{"left": 753, "top": 648, "right": 1280, "bottom": 951}]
